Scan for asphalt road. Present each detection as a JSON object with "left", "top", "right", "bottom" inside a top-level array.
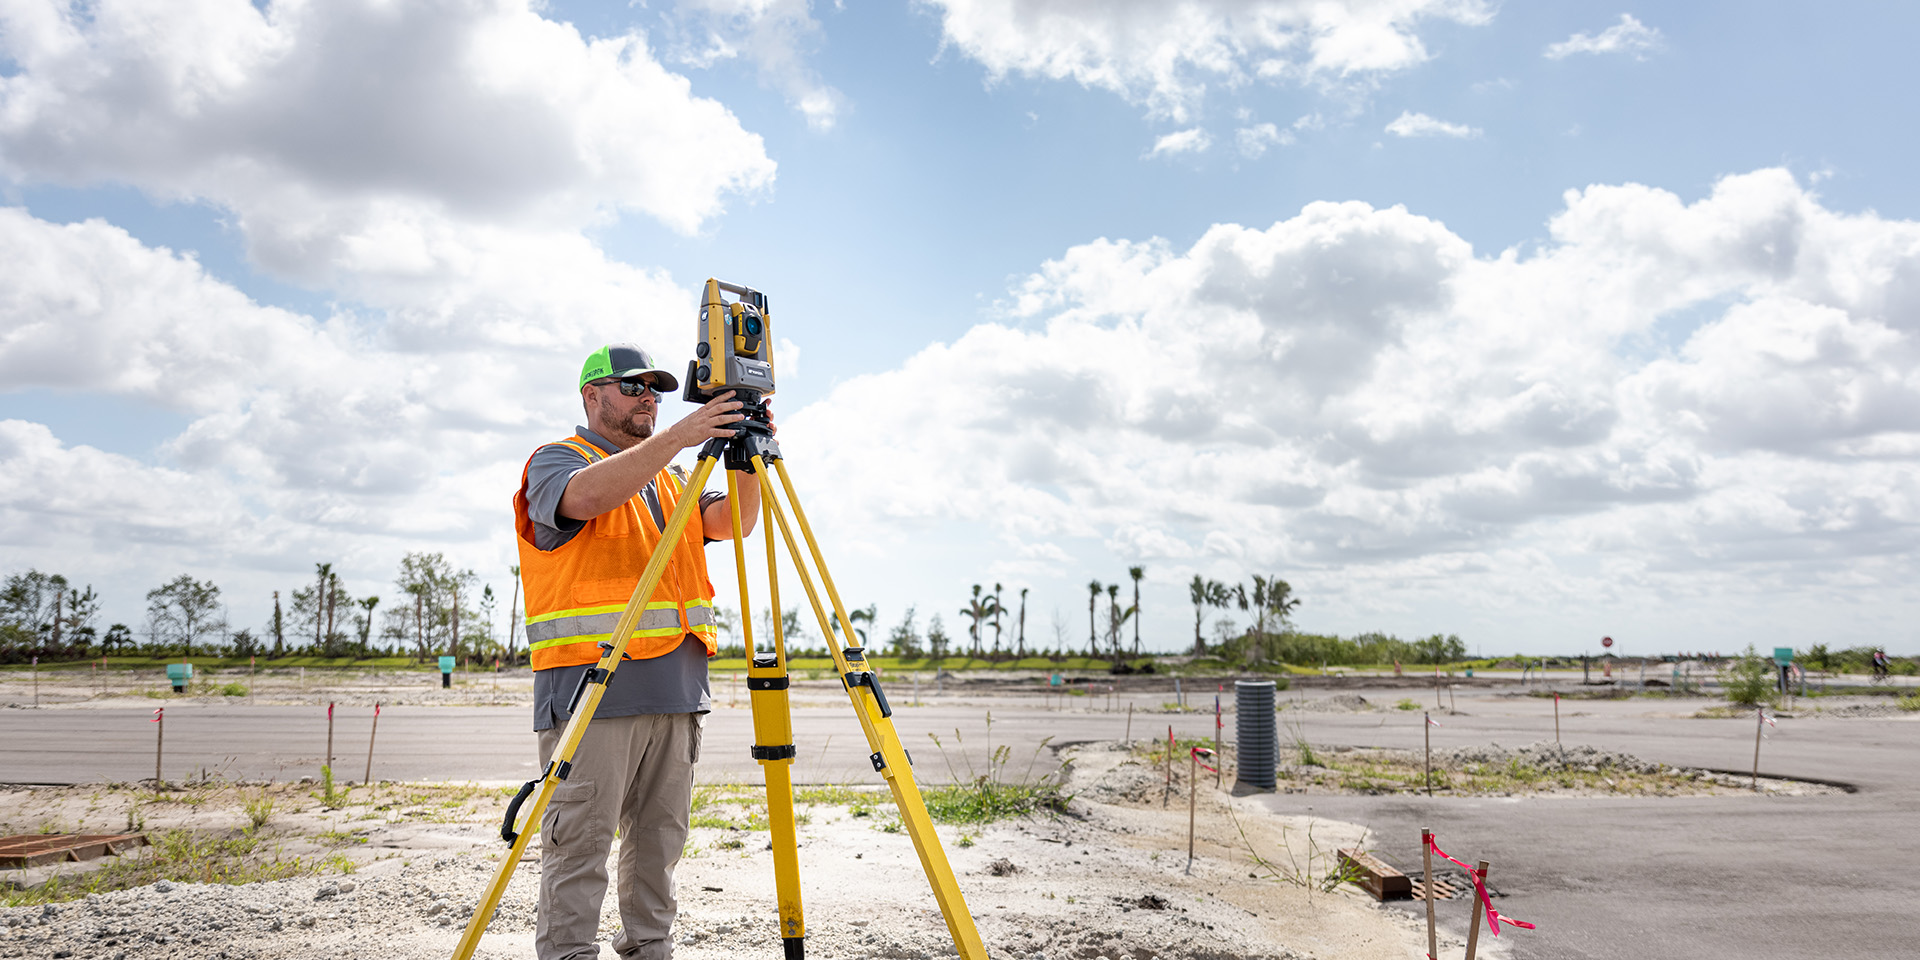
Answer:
[{"left": 3, "top": 682, "right": 1915, "bottom": 960}]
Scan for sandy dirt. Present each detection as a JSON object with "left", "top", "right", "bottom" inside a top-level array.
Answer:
[{"left": 0, "top": 737, "right": 1465, "bottom": 960}]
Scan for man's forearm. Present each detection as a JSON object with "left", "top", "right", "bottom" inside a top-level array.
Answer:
[
  {"left": 557, "top": 437, "right": 682, "bottom": 522},
  {"left": 702, "top": 467, "right": 762, "bottom": 539}
]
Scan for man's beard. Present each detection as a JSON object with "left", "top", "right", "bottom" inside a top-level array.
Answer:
[{"left": 603, "top": 408, "right": 654, "bottom": 445}]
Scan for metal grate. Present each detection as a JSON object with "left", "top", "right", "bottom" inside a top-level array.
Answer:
[
  {"left": 1405, "top": 868, "right": 1506, "bottom": 902},
  {"left": 0, "top": 833, "right": 148, "bottom": 868}
]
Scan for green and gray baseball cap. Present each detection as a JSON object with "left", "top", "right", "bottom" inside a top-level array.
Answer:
[{"left": 579, "top": 343, "right": 679, "bottom": 392}]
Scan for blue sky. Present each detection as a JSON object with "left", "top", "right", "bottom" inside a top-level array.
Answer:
[{"left": 3, "top": 1, "right": 1917, "bottom": 655}]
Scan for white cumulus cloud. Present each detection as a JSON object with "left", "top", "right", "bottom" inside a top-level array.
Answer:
[
  {"left": 1545, "top": 13, "right": 1662, "bottom": 60},
  {"left": 0, "top": 0, "right": 777, "bottom": 286},
  {"left": 1149, "top": 127, "right": 1213, "bottom": 157},
  {"left": 1236, "top": 122, "right": 1289, "bottom": 157},
  {"left": 781, "top": 168, "right": 1920, "bottom": 642},
  {"left": 1385, "top": 110, "right": 1479, "bottom": 138},
  {"left": 924, "top": 0, "right": 1494, "bottom": 121}
]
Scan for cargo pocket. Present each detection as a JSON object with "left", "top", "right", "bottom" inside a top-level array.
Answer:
[
  {"left": 688, "top": 714, "right": 704, "bottom": 765},
  {"left": 541, "top": 779, "right": 598, "bottom": 851}
]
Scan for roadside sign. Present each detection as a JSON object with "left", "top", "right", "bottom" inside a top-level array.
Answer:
[
  {"left": 1601, "top": 636, "right": 1614, "bottom": 648},
  {"left": 438, "top": 656, "right": 456, "bottom": 674},
  {"left": 1773, "top": 647, "right": 1794, "bottom": 666}
]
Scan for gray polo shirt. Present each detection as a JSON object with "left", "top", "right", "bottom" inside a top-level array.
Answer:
[{"left": 523, "top": 425, "right": 724, "bottom": 731}]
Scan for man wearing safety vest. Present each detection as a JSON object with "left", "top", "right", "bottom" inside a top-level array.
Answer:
[{"left": 513, "top": 342, "right": 765, "bottom": 960}]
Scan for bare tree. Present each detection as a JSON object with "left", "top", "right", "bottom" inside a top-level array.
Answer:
[
  {"left": 313, "top": 562, "right": 331, "bottom": 647},
  {"left": 1, "top": 570, "right": 67, "bottom": 655},
  {"left": 146, "top": 575, "right": 226, "bottom": 657},
  {"left": 270, "top": 590, "right": 285, "bottom": 656},
  {"left": 506, "top": 565, "right": 522, "bottom": 664},
  {"left": 391, "top": 552, "right": 478, "bottom": 661}
]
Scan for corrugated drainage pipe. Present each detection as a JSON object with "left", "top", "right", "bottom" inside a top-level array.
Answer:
[{"left": 1235, "top": 679, "right": 1278, "bottom": 789}]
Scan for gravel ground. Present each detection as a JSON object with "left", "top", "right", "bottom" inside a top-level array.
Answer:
[
  {"left": 1279, "top": 695, "right": 1373, "bottom": 714},
  {"left": 1, "top": 743, "right": 1438, "bottom": 960}
]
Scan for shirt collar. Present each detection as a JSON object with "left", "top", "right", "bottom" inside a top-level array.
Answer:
[{"left": 573, "top": 425, "right": 624, "bottom": 455}]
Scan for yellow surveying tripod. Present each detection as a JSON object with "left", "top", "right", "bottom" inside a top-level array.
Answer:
[{"left": 452, "top": 280, "right": 990, "bottom": 960}]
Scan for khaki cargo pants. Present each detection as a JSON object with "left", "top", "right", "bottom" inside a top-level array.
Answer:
[{"left": 535, "top": 712, "right": 702, "bottom": 960}]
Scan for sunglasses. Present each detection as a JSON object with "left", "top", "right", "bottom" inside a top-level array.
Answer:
[{"left": 595, "top": 378, "right": 658, "bottom": 398}]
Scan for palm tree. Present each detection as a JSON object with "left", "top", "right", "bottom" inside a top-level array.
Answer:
[
  {"left": 990, "top": 583, "right": 1005, "bottom": 657},
  {"left": 1087, "top": 580, "right": 1102, "bottom": 658},
  {"left": 1016, "top": 587, "right": 1029, "bottom": 658},
  {"left": 358, "top": 595, "right": 380, "bottom": 647},
  {"left": 1127, "top": 566, "right": 1145, "bottom": 656},
  {"left": 1239, "top": 576, "right": 1300, "bottom": 664},
  {"left": 961, "top": 584, "right": 994, "bottom": 657},
  {"left": 846, "top": 604, "right": 878, "bottom": 647}
]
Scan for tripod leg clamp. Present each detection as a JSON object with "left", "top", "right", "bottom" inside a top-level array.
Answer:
[
  {"left": 752, "top": 744, "right": 798, "bottom": 761},
  {"left": 567, "top": 666, "right": 609, "bottom": 717},
  {"left": 842, "top": 671, "right": 892, "bottom": 718}
]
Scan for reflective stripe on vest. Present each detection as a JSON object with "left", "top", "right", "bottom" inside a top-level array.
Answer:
[{"left": 525, "top": 603, "right": 687, "bottom": 649}]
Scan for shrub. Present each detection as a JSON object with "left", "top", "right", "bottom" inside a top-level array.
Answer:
[{"left": 1722, "top": 646, "right": 1780, "bottom": 706}]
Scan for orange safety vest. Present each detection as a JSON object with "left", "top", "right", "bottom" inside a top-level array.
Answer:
[{"left": 513, "top": 436, "right": 718, "bottom": 671}]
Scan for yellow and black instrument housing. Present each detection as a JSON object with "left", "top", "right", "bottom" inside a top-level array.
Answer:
[{"left": 687, "top": 277, "right": 776, "bottom": 400}]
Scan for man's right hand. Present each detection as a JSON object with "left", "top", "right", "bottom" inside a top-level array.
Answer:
[
  {"left": 559, "top": 392, "right": 748, "bottom": 523},
  {"left": 660, "top": 391, "right": 748, "bottom": 450}
]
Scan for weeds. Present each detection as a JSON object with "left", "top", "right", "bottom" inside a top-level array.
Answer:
[
  {"left": 1, "top": 828, "right": 347, "bottom": 906},
  {"left": 1394, "top": 698, "right": 1419, "bottom": 711},
  {"left": 316, "top": 766, "right": 349, "bottom": 809},
  {"left": 244, "top": 789, "right": 275, "bottom": 830},
  {"left": 921, "top": 716, "right": 1068, "bottom": 825},
  {"left": 1229, "top": 807, "right": 1365, "bottom": 906},
  {"left": 1283, "top": 716, "right": 1318, "bottom": 767},
  {"left": 793, "top": 785, "right": 871, "bottom": 806}
]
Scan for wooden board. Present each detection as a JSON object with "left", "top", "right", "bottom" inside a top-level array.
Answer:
[
  {"left": 0, "top": 833, "right": 148, "bottom": 868},
  {"left": 1338, "top": 847, "right": 1413, "bottom": 901}
]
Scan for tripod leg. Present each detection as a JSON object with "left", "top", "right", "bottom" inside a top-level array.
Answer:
[
  {"left": 734, "top": 469, "right": 806, "bottom": 957},
  {"left": 750, "top": 456, "right": 990, "bottom": 960},
  {"left": 452, "top": 452, "right": 721, "bottom": 960}
]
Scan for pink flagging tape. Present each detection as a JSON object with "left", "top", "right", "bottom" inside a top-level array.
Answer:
[
  {"left": 1425, "top": 834, "right": 1536, "bottom": 936},
  {"left": 1427, "top": 716, "right": 1442, "bottom": 726},
  {"left": 151, "top": 707, "right": 162, "bottom": 722},
  {"left": 1190, "top": 746, "right": 1217, "bottom": 773}
]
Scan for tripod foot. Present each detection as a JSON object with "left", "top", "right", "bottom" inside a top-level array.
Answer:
[{"left": 784, "top": 936, "right": 805, "bottom": 960}]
